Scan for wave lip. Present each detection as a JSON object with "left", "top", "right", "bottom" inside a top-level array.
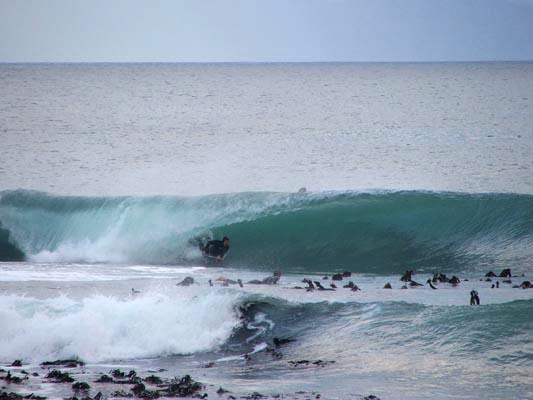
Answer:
[{"left": 1, "top": 189, "right": 532, "bottom": 273}]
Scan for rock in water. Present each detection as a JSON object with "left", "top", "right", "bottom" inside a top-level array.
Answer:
[
  {"left": 400, "top": 270, "right": 413, "bottom": 282},
  {"left": 449, "top": 276, "right": 461, "bottom": 286},
  {"left": 143, "top": 375, "right": 163, "bottom": 385},
  {"left": 163, "top": 375, "right": 203, "bottom": 397},
  {"left": 40, "top": 359, "right": 84, "bottom": 368},
  {"left": 216, "top": 387, "right": 229, "bottom": 395},
  {"left": 273, "top": 337, "right": 295, "bottom": 347},
  {"left": 46, "top": 370, "right": 74, "bottom": 383},
  {"left": 131, "top": 383, "right": 146, "bottom": 396},
  {"left": 499, "top": 268, "right": 512, "bottom": 278},
  {"left": 72, "top": 382, "right": 90, "bottom": 392},
  {"left": 95, "top": 374, "right": 113, "bottom": 383},
  {"left": 176, "top": 277, "right": 194, "bottom": 286}
]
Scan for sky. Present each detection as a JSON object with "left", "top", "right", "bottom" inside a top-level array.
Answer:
[{"left": 1, "top": 0, "right": 533, "bottom": 62}]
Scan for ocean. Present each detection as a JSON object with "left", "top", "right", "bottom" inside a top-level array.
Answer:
[{"left": 0, "top": 63, "right": 532, "bottom": 399}]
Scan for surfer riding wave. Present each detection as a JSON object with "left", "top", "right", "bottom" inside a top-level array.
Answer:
[{"left": 199, "top": 236, "right": 230, "bottom": 261}]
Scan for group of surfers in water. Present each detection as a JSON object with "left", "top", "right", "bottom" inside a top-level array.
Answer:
[{"left": 192, "top": 236, "right": 532, "bottom": 306}]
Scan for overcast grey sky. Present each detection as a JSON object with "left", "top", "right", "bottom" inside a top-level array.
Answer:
[{"left": 1, "top": 0, "right": 533, "bottom": 62}]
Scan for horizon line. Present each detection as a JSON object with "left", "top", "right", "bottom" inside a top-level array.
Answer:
[{"left": 1, "top": 59, "right": 533, "bottom": 65}]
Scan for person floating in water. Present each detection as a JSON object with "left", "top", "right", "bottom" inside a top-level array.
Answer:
[
  {"left": 470, "top": 290, "right": 480, "bottom": 305},
  {"left": 201, "top": 236, "right": 230, "bottom": 260}
]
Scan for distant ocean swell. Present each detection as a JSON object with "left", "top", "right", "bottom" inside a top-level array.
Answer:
[
  {"left": 0, "top": 290, "right": 531, "bottom": 365},
  {"left": 0, "top": 189, "right": 532, "bottom": 273}
]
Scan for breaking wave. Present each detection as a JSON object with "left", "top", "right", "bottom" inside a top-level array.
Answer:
[
  {"left": 0, "top": 189, "right": 532, "bottom": 273},
  {"left": 0, "top": 290, "right": 242, "bottom": 362},
  {"left": 0, "top": 289, "right": 531, "bottom": 365}
]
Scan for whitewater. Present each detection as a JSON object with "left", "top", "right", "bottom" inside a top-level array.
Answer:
[
  {"left": 1, "top": 63, "right": 532, "bottom": 399},
  {"left": 0, "top": 264, "right": 532, "bottom": 399}
]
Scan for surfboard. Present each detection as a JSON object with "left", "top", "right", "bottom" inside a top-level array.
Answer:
[{"left": 202, "top": 250, "right": 230, "bottom": 264}]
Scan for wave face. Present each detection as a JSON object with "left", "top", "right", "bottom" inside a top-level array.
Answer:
[{"left": 1, "top": 190, "right": 532, "bottom": 273}]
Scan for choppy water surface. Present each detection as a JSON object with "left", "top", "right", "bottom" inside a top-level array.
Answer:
[
  {"left": 0, "top": 265, "right": 532, "bottom": 399},
  {"left": 1, "top": 63, "right": 532, "bottom": 195}
]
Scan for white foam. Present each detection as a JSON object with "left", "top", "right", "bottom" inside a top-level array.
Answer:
[
  {"left": 18, "top": 192, "right": 298, "bottom": 265},
  {"left": 30, "top": 242, "right": 127, "bottom": 264},
  {"left": 0, "top": 289, "right": 242, "bottom": 363},
  {"left": 0, "top": 262, "right": 207, "bottom": 282}
]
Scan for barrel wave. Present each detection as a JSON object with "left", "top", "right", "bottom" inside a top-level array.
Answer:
[{"left": 1, "top": 189, "right": 532, "bottom": 274}]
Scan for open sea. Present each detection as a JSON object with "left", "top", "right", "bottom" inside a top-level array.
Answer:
[{"left": 0, "top": 63, "right": 532, "bottom": 399}]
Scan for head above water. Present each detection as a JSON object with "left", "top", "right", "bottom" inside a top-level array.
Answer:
[{"left": 223, "top": 236, "right": 230, "bottom": 246}]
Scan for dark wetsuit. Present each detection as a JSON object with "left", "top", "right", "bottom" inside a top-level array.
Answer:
[
  {"left": 203, "top": 240, "right": 229, "bottom": 258},
  {"left": 470, "top": 290, "right": 480, "bottom": 305}
]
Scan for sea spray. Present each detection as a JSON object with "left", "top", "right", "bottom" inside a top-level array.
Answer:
[{"left": 0, "top": 289, "right": 243, "bottom": 362}]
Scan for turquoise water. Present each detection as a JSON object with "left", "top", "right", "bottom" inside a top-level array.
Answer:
[{"left": 1, "top": 190, "right": 533, "bottom": 274}]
